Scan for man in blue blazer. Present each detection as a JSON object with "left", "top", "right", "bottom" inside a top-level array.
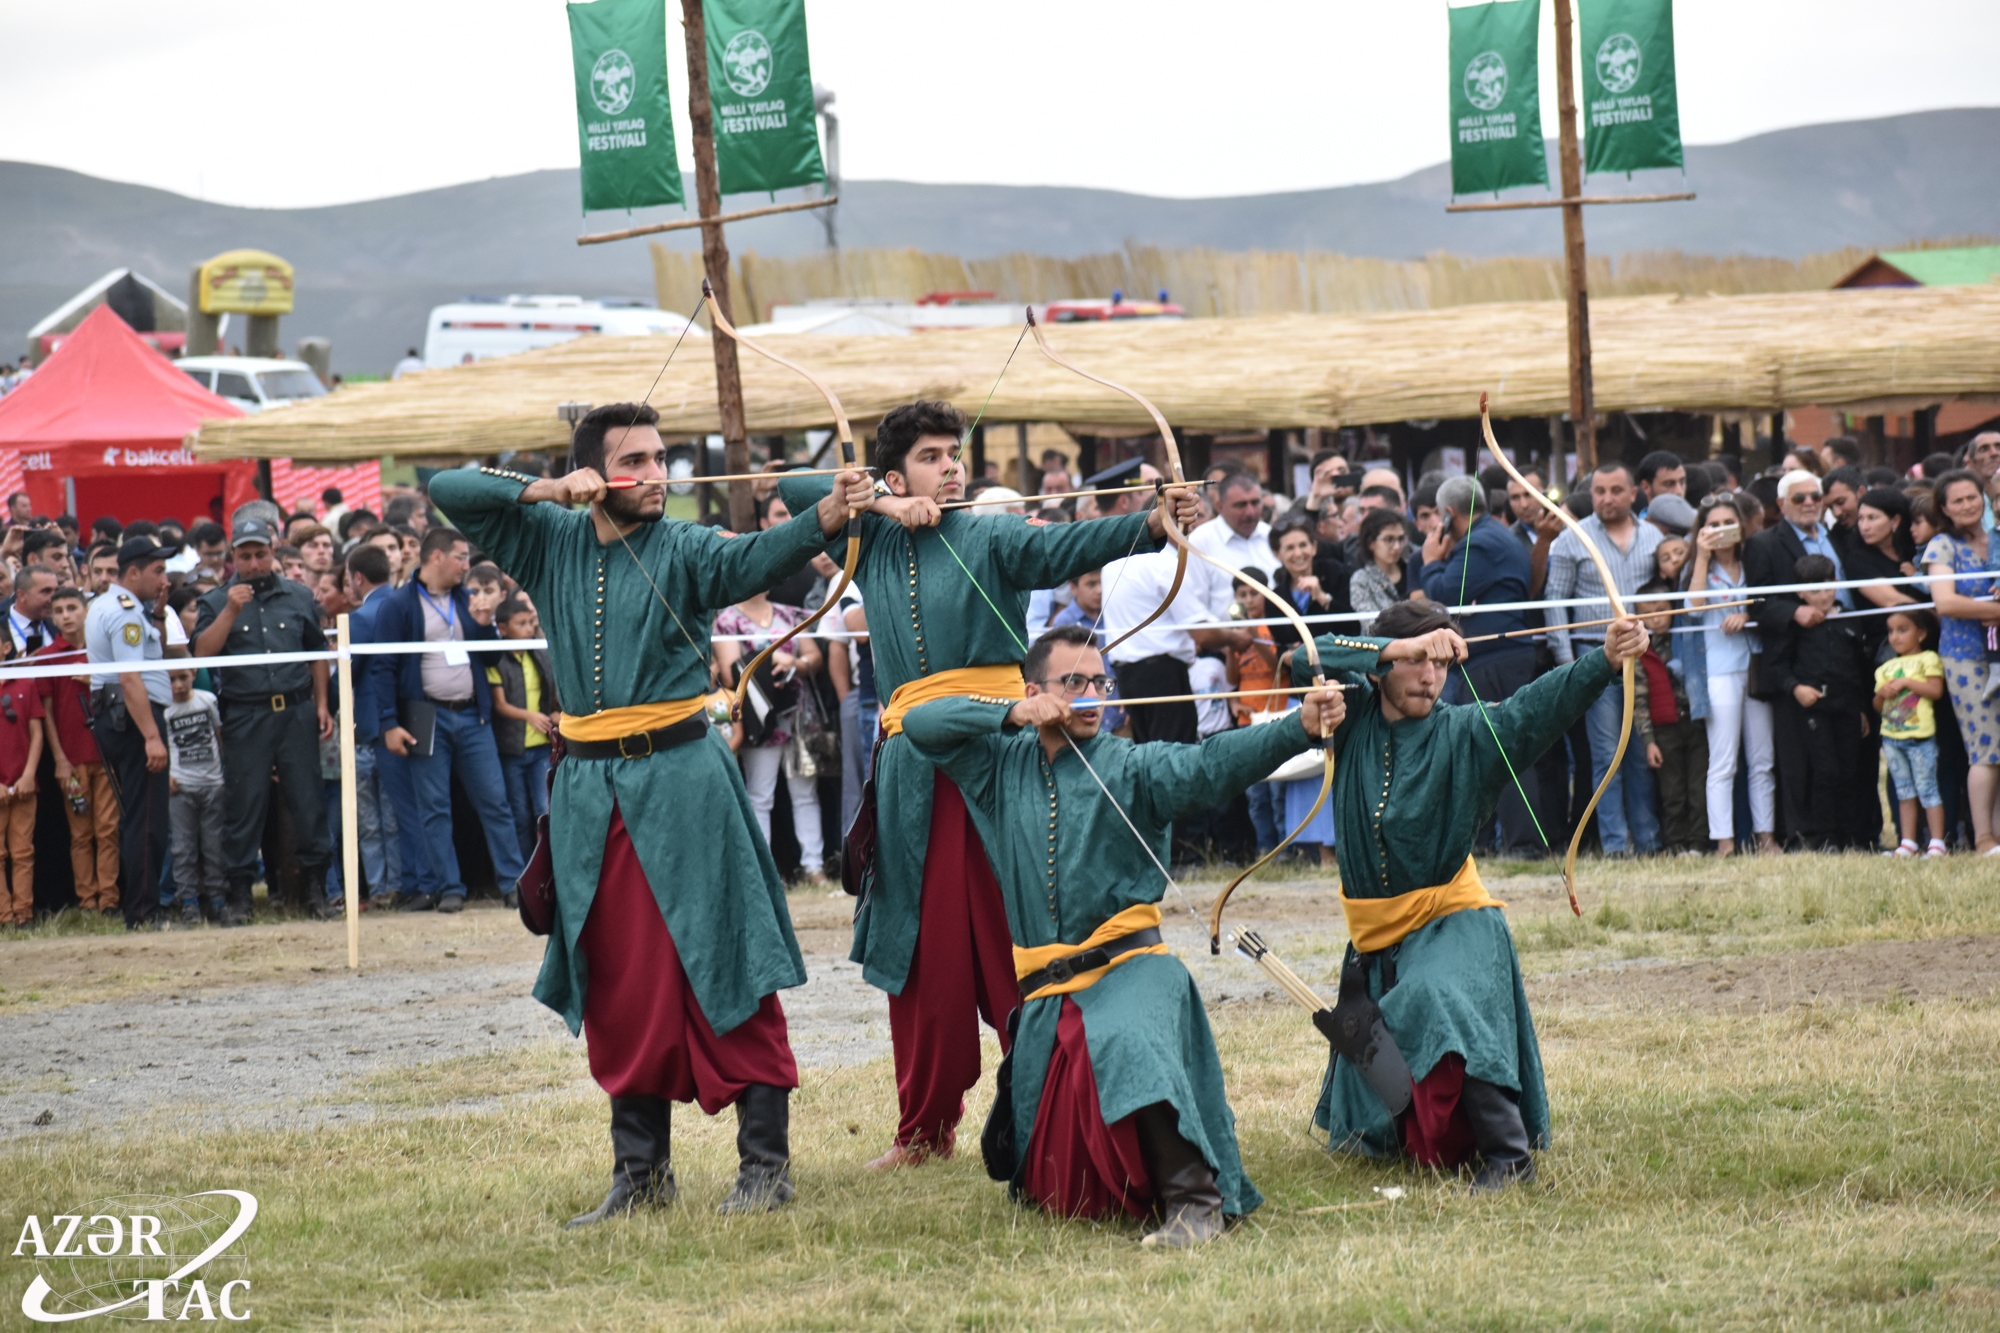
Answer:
[
  {"left": 364, "top": 526, "right": 525, "bottom": 911},
  {"left": 344, "top": 542, "right": 413, "bottom": 908}
]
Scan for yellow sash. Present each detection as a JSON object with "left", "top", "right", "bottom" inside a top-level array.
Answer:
[
  {"left": 1337, "top": 855, "right": 1505, "bottom": 953},
  {"left": 559, "top": 695, "right": 709, "bottom": 742},
  {"left": 880, "top": 665, "right": 1026, "bottom": 737},
  {"left": 1012, "top": 903, "right": 1170, "bottom": 1002}
]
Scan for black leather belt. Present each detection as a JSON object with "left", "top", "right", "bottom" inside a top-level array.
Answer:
[
  {"left": 1017, "top": 926, "right": 1163, "bottom": 998},
  {"left": 562, "top": 713, "right": 709, "bottom": 760},
  {"left": 224, "top": 686, "right": 312, "bottom": 712},
  {"left": 429, "top": 696, "right": 478, "bottom": 712}
]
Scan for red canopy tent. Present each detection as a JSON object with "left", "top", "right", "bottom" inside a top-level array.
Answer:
[{"left": 0, "top": 304, "right": 259, "bottom": 527}]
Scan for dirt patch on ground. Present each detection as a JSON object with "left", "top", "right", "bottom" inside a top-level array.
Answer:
[
  {"left": 1534, "top": 934, "right": 2000, "bottom": 1014},
  {"left": 6, "top": 874, "right": 1992, "bottom": 1141}
]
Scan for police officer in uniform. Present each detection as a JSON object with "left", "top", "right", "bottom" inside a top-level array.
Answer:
[
  {"left": 85, "top": 537, "right": 177, "bottom": 932},
  {"left": 193, "top": 517, "right": 334, "bottom": 925}
]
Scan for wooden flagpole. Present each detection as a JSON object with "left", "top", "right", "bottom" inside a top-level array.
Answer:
[
  {"left": 680, "top": 0, "right": 756, "bottom": 531},
  {"left": 1551, "top": 0, "right": 1597, "bottom": 473}
]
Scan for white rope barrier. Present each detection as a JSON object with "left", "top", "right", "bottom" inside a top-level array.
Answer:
[{"left": 0, "top": 569, "right": 1963, "bottom": 678}]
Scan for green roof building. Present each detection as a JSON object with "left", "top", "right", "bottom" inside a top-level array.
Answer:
[{"left": 1835, "top": 244, "right": 2000, "bottom": 288}]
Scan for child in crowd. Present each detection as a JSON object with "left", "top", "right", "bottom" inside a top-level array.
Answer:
[
  {"left": 1764, "top": 554, "right": 1872, "bottom": 850},
  {"left": 465, "top": 563, "right": 508, "bottom": 624},
  {"left": 35, "top": 588, "right": 119, "bottom": 913},
  {"left": 164, "top": 669, "right": 227, "bottom": 925},
  {"left": 487, "top": 596, "right": 559, "bottom": 861},
  {"left": 0, "top": 635, "right": 42, "bottom": 926},
  {"left": 1874, "top": 609, "right": 1948, "bottom": 857},
  {"left": 1634, "top": 581, "right": 1708, "bottom": 853},
  {"left": 1224, "top": 573, "right": 1284, "bottom": 855},
  {"left": 1654, "top": 535, "right": 1690, "bottom": 587}
]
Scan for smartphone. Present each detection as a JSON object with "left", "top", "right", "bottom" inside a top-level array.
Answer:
[{"left": 1706, "top": 522, "right": 1740, "bottom": 545}]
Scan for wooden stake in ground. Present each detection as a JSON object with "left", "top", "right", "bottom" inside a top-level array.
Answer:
[
  {"left": 680, "top": 0, "right": 755, "bottom": 531},
  {"left": 337, "top": 613, "right": 360, "bottom": 970}
]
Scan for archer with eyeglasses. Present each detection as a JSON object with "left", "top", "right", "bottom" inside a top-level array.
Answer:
[{"left": 899, "top": 623, "right": 1345, "bottom": 1248}]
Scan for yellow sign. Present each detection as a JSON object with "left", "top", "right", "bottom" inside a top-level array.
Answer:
[{"left": 198, "top": 249, "right": 294, "bottom": 315}]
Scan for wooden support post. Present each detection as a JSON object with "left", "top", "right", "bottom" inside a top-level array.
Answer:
[
  {"left": 969, "top": 424, "right": 986, "bottom": 483},
  {"left": 337, "top": 613, "right": 360, "bottom": 970},
  {"left": 1552, "top": 0, "right": 1597, "bottom": 472},
  {"left": 681, "top": 0, "right": 755, "bottom": 531},
  {"left": 1016, "top": 423, "right": 1032, "bottom": 493}
]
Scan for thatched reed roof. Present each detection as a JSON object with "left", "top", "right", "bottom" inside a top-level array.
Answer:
[{"left": 191, "top": 285, "right": 2000, "bottom": 461}]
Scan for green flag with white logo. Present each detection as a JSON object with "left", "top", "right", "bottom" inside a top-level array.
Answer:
[
  {"left": 1447, "top": 1, "right": 1549, "bottom": 196},
  {"left": 705, "top": 0, "right": 827, "bottom": 196},
  {"left": 569, "top": 0, "right": 684, "bottom": 212},
  {"left": 1580, "top": 0, "right": 1683, "bottom": 175}
]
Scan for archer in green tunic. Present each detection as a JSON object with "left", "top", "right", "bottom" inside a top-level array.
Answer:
[
  {"left": 779, "top": 400, "right": 1199, "bottom": 1165},
  {"left": 1291, "top": 599, "right": 1648, "bottom": 1189},
  {"left": 904, "top": 624, "right": 1348, "bottom": 1246},
  {"left": 431, "top": 405, "right": 876, "bottom": 1224}
]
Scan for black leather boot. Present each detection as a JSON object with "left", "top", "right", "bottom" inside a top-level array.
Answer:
[
  {"left": 1461, "top": 1077, "right": 1536, "bottom": 1192},
  {"left": 566, "top": 1096, "right": 675, "bottom": 1227},
  {"left": 1133, "top": 1103, "right": 1225, "bottom": 1248},
  {"left": 221, "top": 876, "right": 255, "bottom": 928},
  {"left": 718, "top": 1084, "right": 795, "bottom": 1213}
]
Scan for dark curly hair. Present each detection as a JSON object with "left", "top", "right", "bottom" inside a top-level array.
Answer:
[
  {"left": 570, "top": 402, "right": 659, "bottom": 475},
  {"left": 874, "top": 400, "right": 967, "bottom": 482}
]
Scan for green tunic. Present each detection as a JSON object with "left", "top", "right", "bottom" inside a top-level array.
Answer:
[
  {"left": 432, "top": 468, "right": 836, "bottom": 1037},
  {"left": 1293, "top": 631, "right": 1615, "bottom": 1157},
  {"left": 903, "top": 697, "right": 1321, "bottom": 1217},
  {"left": 778, "top": 474, "right": 1160, "bottom": 994}
]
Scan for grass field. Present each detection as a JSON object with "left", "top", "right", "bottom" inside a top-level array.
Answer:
[{"left": 4, "top": 854, "right": 1998, "bottom": 1330}]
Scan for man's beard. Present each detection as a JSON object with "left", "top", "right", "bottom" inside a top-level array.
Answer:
[{"left": 601, "top": 486, "right": 664, "bottom": 526}]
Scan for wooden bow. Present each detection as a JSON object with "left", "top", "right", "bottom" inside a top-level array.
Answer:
[
  {"left": 699, "top": 279, "right": 866, "bottom": 718},
  {"left": 1025, "top": 308, "right": 1189, "bottom": 655},
  {"left": 1016, "top": 309, "right": 1336, "bottom": 954},
  {"left": 1478, "top": 392, "right": 1631, "bottom": 917}
]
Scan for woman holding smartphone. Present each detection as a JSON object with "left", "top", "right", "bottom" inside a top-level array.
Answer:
[{"left": 1687, "top": 494, "right": 1775, "bottom": 855}]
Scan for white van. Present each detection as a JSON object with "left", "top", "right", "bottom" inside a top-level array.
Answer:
[{"left": 422, "top": 295, "right": 702, "bottom": 368}]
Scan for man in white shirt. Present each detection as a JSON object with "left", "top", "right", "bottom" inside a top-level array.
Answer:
[
  {"left": 1186, "top": 471, "right": 1272, "bottom": 617},
  {"left": 1101, "top": 548, "right": 1239, "bottom": 744}
]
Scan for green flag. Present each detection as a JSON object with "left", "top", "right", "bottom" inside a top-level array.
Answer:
[
  {"left": 569, "top": 0, "right": 684, "bottom": 212},
  {"left": 705, "top": 0, "right": 827, "bottom": 196},
  {"left": 1581, "top": 0, "right": 1683, "bottom": 175},
  {"left": 1447, "top": 0, "right": 1549, "bottom": 196}
]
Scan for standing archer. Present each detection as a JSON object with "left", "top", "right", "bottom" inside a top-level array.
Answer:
[
  {"left": 1290, "top": 599, "right": 1649, "bottom": 1188},
  {"left": 431, "top": 404, "right": 875, "bottom": 1224},
  {"left": 779, "top": 400, "right": 1203, "bottom": 1167}
]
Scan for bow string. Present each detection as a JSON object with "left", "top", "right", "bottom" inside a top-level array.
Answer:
[{"left": 1478, "top": 392, "right": 1633, "bottom": 917}]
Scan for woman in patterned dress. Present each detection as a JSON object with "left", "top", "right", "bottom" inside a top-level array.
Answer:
[{"left": 1921, "top": 470, "right": 2000, "bottom": 854}]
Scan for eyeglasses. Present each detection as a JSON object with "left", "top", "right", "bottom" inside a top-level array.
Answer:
[
  {"left": 1040, "top": 673, "right": 1110, "bottom": 695},
  {"left": 1785, "top": 490, "right": 1823, "bottom": 505}
]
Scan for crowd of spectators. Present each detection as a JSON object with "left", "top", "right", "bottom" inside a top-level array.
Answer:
[
  {"left": 6, "top": 424, "right": 1998, "bottom": 932},
  {"left": 0, "top": 467, "right": 578, "bottom": 930}
]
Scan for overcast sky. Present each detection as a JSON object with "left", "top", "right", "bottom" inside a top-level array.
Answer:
[{"left": 2, "top": 0, "right": 1993, "bottom": 209}]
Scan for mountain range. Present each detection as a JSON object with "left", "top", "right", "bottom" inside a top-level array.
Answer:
[{"left": 3, "top": 106, "right": 1994, "bottom": 375}]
